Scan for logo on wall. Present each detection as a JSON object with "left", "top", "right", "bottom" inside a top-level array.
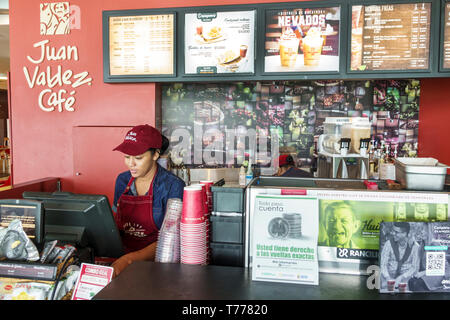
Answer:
[
  {"left": 22, "top": 2, "right": 91, "bottom": 112},
  {"left": 40, "top": 2, "right": 70, "bottom": 35}
]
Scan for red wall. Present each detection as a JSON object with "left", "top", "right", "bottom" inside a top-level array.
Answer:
[
  {"left": 8, "top": 0, "right": 450, "bottom": 202},
  {"left": 418, "top": 78, "right": 450, "bottom": 171}
]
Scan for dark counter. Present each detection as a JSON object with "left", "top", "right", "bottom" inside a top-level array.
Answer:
[{"left": 94, "top": 261, "right": 449, "bottom": 300}]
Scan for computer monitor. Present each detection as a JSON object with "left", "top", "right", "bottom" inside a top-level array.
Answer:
[
  {"left": 0, "top": 199, "right": 44, "bottom": 244},
  {"left": 22, "top": 191, "right": 124, "bottom": 258}
]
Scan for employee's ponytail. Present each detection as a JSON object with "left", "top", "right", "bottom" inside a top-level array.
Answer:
[
  {"left": 160, "top": 135, "right": 169, "bottom": 155},
  {"left": 149, "top": 134, "right": 169, "bottom": 156}
]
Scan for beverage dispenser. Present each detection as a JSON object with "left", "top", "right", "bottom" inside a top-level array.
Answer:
[
  {"left": 318, "top": 117, "right": 352, "bottom": 154},
  {"left": 317, "top": 117, "right": 371, "bottom": 179}
]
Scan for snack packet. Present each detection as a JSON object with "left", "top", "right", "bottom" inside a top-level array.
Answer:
[{"left": 0, "top": 219, "right": 39, "bottom": 261}]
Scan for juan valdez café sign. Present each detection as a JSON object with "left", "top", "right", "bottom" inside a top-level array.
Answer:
[{"left": 23, "top": 39, "right": 92, "bottom": 112}]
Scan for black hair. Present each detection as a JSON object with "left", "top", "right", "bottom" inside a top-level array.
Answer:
[
  {"left": 149, "top": 134, "right": 169, "bottom": 156},
  {"left": 281, "top": 155, "right": 295, "bottom": 167},
  {"left": 393, "top": 222, "right": 410, "bottom": 234}
]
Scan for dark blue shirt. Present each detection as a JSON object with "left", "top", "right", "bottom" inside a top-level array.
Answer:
[
  {"left": 281, "top": 167, "right": 313, "bottom": 178},
  {"left": 113, "top": 164, "right": 185, "bottom": 229}
]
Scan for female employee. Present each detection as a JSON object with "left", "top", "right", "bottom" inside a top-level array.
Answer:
[{"left": 111, "top": 124, "right": 185, "bottom": 277}]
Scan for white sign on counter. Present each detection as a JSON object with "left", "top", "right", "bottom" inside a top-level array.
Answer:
[
  {"left": 72, "top": 263, "right": 114, "bottom": 300},
  {"left": 251, "top": 195, "right": 319, "bottom": 285}
]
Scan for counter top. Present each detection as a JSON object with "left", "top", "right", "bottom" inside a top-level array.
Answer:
[
  {"left": 245, "top": 176, "right": 450, "bottom": 193},
  {"left": 95, "top": 261, "right": 449, "bottom": 300}
]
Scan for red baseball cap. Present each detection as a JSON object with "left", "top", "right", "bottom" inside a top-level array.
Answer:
[
  {"left": 279, "top": 154, "right": 294, "bottom": 167},
  {"left": 113, "top": 124, "right": 162, "bottom": 156}
]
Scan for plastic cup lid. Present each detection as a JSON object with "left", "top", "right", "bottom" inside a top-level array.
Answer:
[{"left": 184, "top": 186, "right": 202, "bottom": 191}]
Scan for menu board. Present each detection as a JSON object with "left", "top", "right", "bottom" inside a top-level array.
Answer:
[
  {"left": 443, "top": 3, "right": 450, "bottom": 69},
  {"left": 264, "top": 7, "right": 340, "bottom": 73},
  {"left": 109, "top": 14, "right": 175, "bottom": 76},
  {"left": 184, "top": 10, "right": 256, "bottom": 74},
  {"left": 350, "top": 3, "right": 431, "bottom": 71}
]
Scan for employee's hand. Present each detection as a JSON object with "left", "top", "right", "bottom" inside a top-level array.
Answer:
[{"left": 111, "top": 254, "right": 133, "bottom": 278}]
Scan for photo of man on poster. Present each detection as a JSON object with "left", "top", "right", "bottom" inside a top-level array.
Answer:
[
  {"left": 379, "top": 222, "right": 420, "bottom": 292},
  {"left": 319, "top": 201, "right": 361, "bottom": 249}
]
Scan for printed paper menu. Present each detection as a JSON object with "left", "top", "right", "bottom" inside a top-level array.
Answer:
[
  {"left": 184, "top": 10, "right": 255, "bottom": 74},
  {"left": 109, "top": 14, "right": 175, "bottom": 76},
  {"left": 443, "top": 3, "right": 450, "bottom": 69},
  {"left": 264, "top": 7, "right": 340, "bottom": 73},
  {"left": 351, "top": 3, "right": 431, "bottom": 71},
  {"left": 72, "top": 263, "right": 114, "bottom": 300}
]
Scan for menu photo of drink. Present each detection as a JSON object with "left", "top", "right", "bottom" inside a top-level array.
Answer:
[
  {"left": 442, "top": 2, "right": 450, "bottom": 70},
  {"left": 184, "top": 10, "right": 256, "bottom": 74},
  {"left": 264, "top": 7, "right": 340, "bottom": 73},
  {"left": 109, "top": 13, "right": 175, "bottom": 76},
  {"left": 350, "top": 3, "right": 431, "bottom": 72}
]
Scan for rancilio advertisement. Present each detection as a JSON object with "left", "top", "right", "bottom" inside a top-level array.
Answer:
[
  {"left": 251, "top": 195, "right": 319, "bottom": 285},
  {"left": 312, "top": 189, "right": 449, "bottom": 274},
  {"left": 264, "top": 6, "right": 340, "bottom": 73},
  {"left": 184, "top": 10, "right": 255, "bottom": 74}
]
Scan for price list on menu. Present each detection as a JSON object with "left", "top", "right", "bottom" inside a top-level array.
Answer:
[
  {"left": 351, "top": 3, "right": 431, "bottom": 71},
  {"left": 109, "top": 14, "right": 175, "bottom": 76},
  {"left": 443, "top": 3, "right": 450, "bottom": 69}
]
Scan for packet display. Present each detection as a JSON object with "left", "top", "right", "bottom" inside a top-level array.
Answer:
[
  {"left": 52, "top": 244, "right": 76, "bottom": 264},
  {"left": 46, "top": 246, "right": 63, "bottom": 264},
  {"left": 51, "top": 265, "right": 80, "bottom": 300},
  {"left": 40, "top": 240, "right": 58, "bottom": 263},
  {"left": 0, "top": 219, "right": 39, "bottom": 261},
  {"left": 0, "top": 278, "right": 53, "bottom": 300}
]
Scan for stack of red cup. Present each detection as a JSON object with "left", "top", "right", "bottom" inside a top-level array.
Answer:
[
  {"left": 180, "top": 185, "right": 208, "bottom": 265},
  {"left": 191, "top": 183, "right": 211, "bottom": 264},
  {"left": 200, "top": 180, "right": 214, "bottom": 213}
]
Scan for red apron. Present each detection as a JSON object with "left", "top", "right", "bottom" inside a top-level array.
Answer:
[{"left": 116, "top": 169, "right": 159, "bottom": 253}]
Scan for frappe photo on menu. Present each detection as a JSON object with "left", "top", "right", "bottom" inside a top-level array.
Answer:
[
  {"left": 302, "top": 27, "right": 324, "bottom": 66},
  {"left": 264, "top": 7, "right": 340, "bottom": 73},
  {"left": 279, "top": 27, "right": 300, "bottom": 67}
]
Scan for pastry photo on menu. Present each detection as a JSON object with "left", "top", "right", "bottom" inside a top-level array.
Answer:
[
  {"left": 216, "top": 45, "right": 249, "bottom": 72},
  {"left": 195, "top": 25, "right": 226, "bottom": 44}
]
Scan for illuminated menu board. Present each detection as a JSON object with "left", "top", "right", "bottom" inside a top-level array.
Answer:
[
  {"left": 264, "top": 7, "right": 340, "bottom": 73},
  {"left": 184, "top": 10, "right": 256, "bottom": 74},
  {"left": 350, "top": 3, "right": 431, "bottom": 71},
  {"left": 443, "top": 3, "right": 450, "bottom": 69},
  {"left": 109, "top": 14, "right": 175, "bottom": 76}
]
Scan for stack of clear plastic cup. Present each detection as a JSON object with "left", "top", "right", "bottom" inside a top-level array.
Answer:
[
  {"left": 200, "top": 180, "right": 214, "bottom": 262},
  {"left": 155, "top": 198, "right": 183, "bottom": 263}
]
